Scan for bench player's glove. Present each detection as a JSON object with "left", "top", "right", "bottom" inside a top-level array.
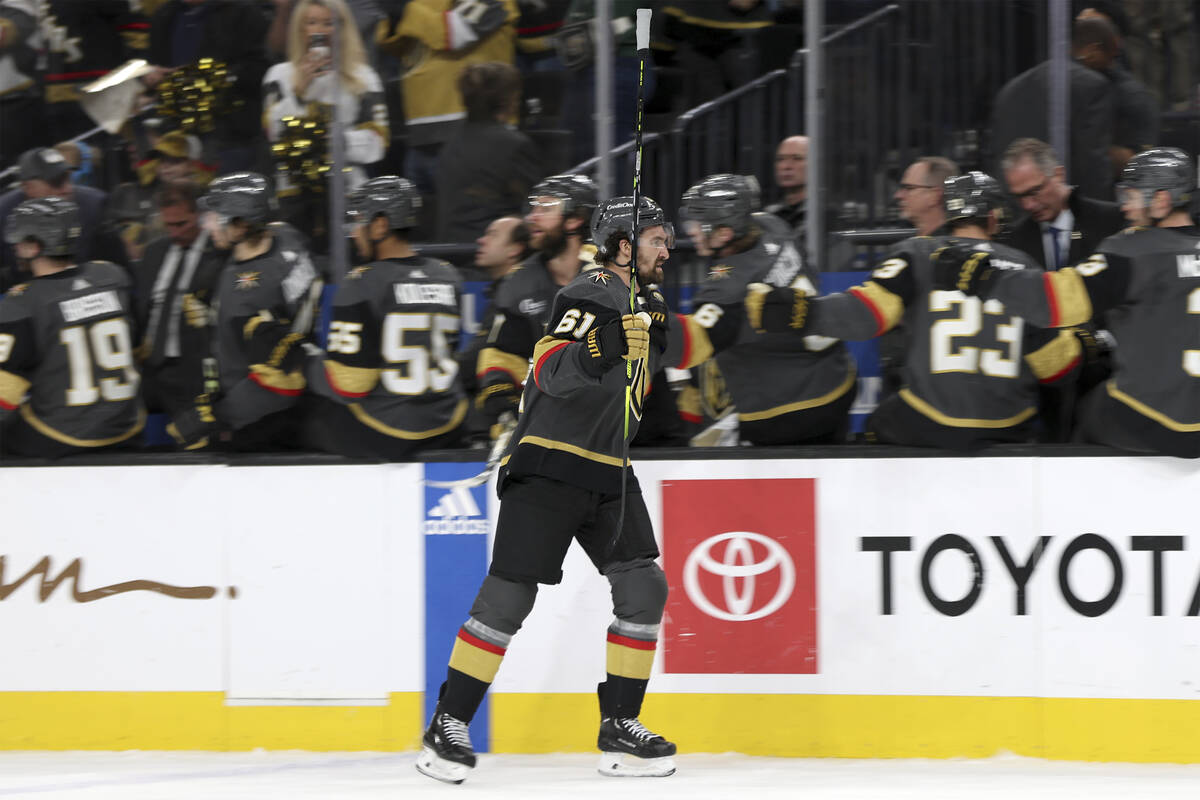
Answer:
[
  {"left": 167, "top": 394, "right": 221, "bottom": 451},
  {"left": 639, "top": 287, "right": 670, "bottom": 352},
  {"left": 580, "top": 313, "right": 651, "bottom": 377},
  {"left": 744, "top": 282, "right": 809, "bottom": 334},
  {"left": 931, "top": 242, "right": 996, "bottom": 297},
  {"left": 476, "top": 380, "right": 521, "bottom": 421}
]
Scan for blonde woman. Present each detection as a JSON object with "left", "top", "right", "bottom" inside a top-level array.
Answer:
[{"left": 262, "top": 0, "right": 389, "bottom": 250}]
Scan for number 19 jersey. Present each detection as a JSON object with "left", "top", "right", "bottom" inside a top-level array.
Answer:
[{"left": 0, "top": 262, "right": 144, "bottom": 449}]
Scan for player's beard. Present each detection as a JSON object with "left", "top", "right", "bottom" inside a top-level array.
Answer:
[{"left": 538, "top": 225, "right": 569, "bottom": 259}]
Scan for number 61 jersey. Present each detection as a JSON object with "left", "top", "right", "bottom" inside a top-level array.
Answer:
[
  {"left": 804, "top": 236, "right": 1081, "bottom": 429},
  {"left": 0, "top": 261, "right": 144, "bottom": 449},
  {"left": 320, "top": 256, "right": 468, "bottom": 439}
]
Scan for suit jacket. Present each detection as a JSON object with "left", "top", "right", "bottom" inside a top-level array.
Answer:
[
  {"left": 434, "top": 120, "right": 544, "bottom": 243},
  {"left": 998, "top": 189, "right": 1126, "bottom": 271},
  {"left": 990, "top": 59, "right": 1116, "bottom": 201}
]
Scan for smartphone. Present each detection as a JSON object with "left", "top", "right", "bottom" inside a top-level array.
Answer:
[{"left": 307, "top": 33, "right": 331, "bottom": 69}]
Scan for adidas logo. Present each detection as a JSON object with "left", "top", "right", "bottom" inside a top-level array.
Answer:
[{"left": 425, "top": 486, "right": 487, "bottom": 535}]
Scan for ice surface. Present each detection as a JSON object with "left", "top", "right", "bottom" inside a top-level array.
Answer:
[{"left": 2, "top": 751, "right": 1199, "bottom": 799}]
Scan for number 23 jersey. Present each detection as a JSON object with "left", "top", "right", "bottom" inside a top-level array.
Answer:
[{"left": 0, "top": 261, "right": 143, "bottom": 447}]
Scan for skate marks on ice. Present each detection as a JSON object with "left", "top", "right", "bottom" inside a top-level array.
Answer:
[{"left": 3, "top": 752, "right": 1200, "bottom": 799}]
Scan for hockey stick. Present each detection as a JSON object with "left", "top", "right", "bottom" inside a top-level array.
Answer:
[
  {"left": 423, "top": 411, "right": 516, "bottom": 489},
  {"left": 606, "top": 7, "right": 653, "bottom": 555}
]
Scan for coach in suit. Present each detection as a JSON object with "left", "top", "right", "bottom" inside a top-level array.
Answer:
[
  {"left": 990, "top": 18, "right": 1119, "bottom": 201},
  {"left": 997, "top": 137, "right": 1126, "bottom": 271}
]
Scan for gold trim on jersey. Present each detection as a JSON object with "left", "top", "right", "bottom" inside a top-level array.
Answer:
[
  {"left": 347, "top": 397, "right": 468, "bottom": 439},
  {"left": 676, "top": 314, "right": 715, "bottom": 369},
  {"left": 1107, "top": 381, "right": 1200, "bottom": 432},
  {"left": 899, "top": 388, "right": 1036, "bottom": 429},
  {"left": 662, "top": 5, "right": 774, "bottom": 29},
  {"left": 325, "top": 361, "right": 379, "bottom": 396},
  {"left": 516, "top": 435, "right": 625, "bottom": 467},
  {"left": 477, "top": 347, "right": 529, "bottom": 383},
  {"left": 738, "top": 364, "right": 857, "bottom": 422},
  {"left": 1024, "top": 330, "right": 1082, "bottom": 381},
  {"left": 0, "top": 370, "right": 30, "bottom": 408},
  {"left": 851, "top": 281, "right": 904, "bottom": 333},
  {"left": 19, "top": 405, "right": 146, "bottom": 448},
  {"left": 1047, "top": 269, "right": 1093, "bottom": 327},
  {"left": 249, "top": 364, "right": 306, "bottom": 392},
  {"left": 533, "top": 335, "right": 570, "bottom": 368}
]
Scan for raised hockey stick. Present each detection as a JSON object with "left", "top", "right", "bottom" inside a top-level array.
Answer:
[{"left": 607, "top": 7, "right": 653, "bottom": 555}]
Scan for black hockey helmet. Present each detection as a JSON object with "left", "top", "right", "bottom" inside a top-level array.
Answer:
[
  {"left": 199, "top": 172, "right": 275, "bottom": 224},
  {"left": 680, "top": 173, "right": 762, "bottom": 237},
  {"left": 591, "top": 195, "right": 674, "bottom": 260},
  {"left": 1117, "top": 148, "right": 1194, "bottom": 210},
  {"left": 528, "top": 174, "right": 598, "bottom": 220},
  {"left": 346, "top": 175, "right": 421, "bottom": 231},
  {"left": 944, "top": 171, "right": 1010, "bottom": 230},
  {"left": 4, "top": 196, "right": 81, "bottom": 258}
]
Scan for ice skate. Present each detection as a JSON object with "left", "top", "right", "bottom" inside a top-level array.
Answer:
[
  {"left": 415, "top": 708, "right": 476, "bottom": 784},
  {"left": 596, "top": 716, "right": 677, "bottom": 777}
]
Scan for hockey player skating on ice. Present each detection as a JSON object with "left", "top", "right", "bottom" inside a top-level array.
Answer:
[{"left": 417, "top": 196, "right": 678, "bottom": 784}]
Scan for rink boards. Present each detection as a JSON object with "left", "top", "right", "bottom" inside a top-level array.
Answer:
[{"left": 2, "top": 455, "right": 1200, "bottom": 761}]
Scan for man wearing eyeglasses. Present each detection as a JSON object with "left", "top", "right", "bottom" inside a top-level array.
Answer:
[
  {"left": 894, "top": 156, "right": 959, "bottom": 236},
  {"left": 998, "top": 138, "right": 1126, "bottom": 272}
]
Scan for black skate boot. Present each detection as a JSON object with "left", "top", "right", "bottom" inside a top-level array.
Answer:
[
  {"left": 597, "top": 715, "right": 677, "bottom": 777},
  {"left": 415, "top": 705, "right": 476, "bottom": 785}
]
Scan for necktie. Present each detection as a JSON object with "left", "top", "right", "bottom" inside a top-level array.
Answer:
[{"left": 1047, "top": 225, "right": 1063, "bottom": 269}]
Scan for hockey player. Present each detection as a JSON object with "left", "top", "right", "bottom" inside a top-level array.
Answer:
[
  {"left": 746, "top": 171, "right": 1084, "bottom": 451},
  {"left": 305, "top": 176, "right": 467, "bottom": 457},
  {"left": 169, "top": 172, "right": 320, "bottom": 450},
  {"left": 930, "top": 148, "right": 1200, "bottom": 457},
  {"left": 417, "top": 195, "right": 676, "bottom": 784},
  {"left": 669, "top": 173, "right": 857, "bottom": 444},
  {"left": 0, "top": 197, "right": 144, "bottom": 456},
  {"left": 474, "top": 174, "right": 597, "bottom": 430}
]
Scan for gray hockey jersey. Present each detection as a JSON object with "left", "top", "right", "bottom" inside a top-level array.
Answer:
[
  {"left": 0, "top": 261, "right": 144, "bottom": 447},
  {"left": 320, "top": 255, "right": 468, "bottom": 440},
  {"left": 804, "top": 235, "right": 1081, "bottom": 429}
]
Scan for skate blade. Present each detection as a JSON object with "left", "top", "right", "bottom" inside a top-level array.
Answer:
[
  {"left": 415, "top": 746, "right": 472, "bottom": 784},
  {"left": 597, "top": 752, "right": 676, "bottom": 777}
]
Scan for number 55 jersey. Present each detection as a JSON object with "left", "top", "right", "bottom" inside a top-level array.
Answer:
[
  {"left": 0, "top": 261, "right": 144, "bottom": 451},
  {"left": 802, "top": 235, "right": 1081, "bottom": 435}
]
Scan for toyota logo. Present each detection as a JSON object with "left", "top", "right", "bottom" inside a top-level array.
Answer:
[{"left": 683, "top": 531, "right": 795, "bottom": 622}]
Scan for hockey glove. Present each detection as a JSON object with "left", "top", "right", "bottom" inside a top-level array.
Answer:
[
  {"left": 244, "top": 310, "right": 305, "bottom": 374},
  {"left": 167, "top": 394, "right": 220, "bottom": 451},
  {"left": 447, "top": 0, "right": 506, "bottom": 49},
  {"left": 744, "top": 282, "right": 809, "bottom": 334},
  {"left": 930, "top": 243, "right": 996, "bottom": 297},
  {"left": 580, "top": 314, "right": 651, "bottom": 378},
  {"left": 476, "top": 380, "right": 521, "bottom": 420},
  {"left": 640, "top": 287, "right": 670, "bottom": 352}
]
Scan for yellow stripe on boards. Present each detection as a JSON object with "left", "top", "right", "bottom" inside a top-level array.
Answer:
[{"left": 0, "top": 692, "right": 423, "bottom": 751}]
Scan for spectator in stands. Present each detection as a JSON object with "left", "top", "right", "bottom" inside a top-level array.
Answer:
[
  {"left": 146, "top": 0, "right": 271, "bottom": 173},
  {"left": 661, "top": 0, "right": 773, "bottom": 106},
  {"left": 894, "top": 155, "right": 958, "bottom": 236},
  {"left": 1119, "top": 0, "right": 1196, "bottom": 111},
  {"left": 267, "top": 0, "right": 383, "bottom": 65},
  {"left": 1073, "top": 7, "right": 1159, "bottom": 171},
  {"left": 0, "top": 148, "right": 127, "bottom": 294},
  {"left": 0, "top": 0, "right": 43, "bottom": 169},
  {"left": 133, "top": 180, "right": 227, "bottom": 428},
  {"left": 990, "top": 17, "right": 1118, "bottom": 201},
  {"left": 263, "top": 0, "right": 389, "bottom": 255},
  {"left": 999, "top": 137, "right": 1126, "bottom": 271},
  {"left": 167, "top": 172, "right": 320, "bottom": 451},
  {"left": 39, "top": 1, "right": 150, "bottom": 144},
  {"left": 0, "top": 197, "right": 144, "bottom": 458},
  {"left": 377, "top": 0, "right": 519, "bottom": 199},
  {"left": 514, "top": 0, "right": 569, "bottom": 72},
  {"left": 435, "top": 62, "right": 542, "bottom": 243}
]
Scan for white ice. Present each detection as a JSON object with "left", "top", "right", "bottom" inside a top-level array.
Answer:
[{"left": 2, "top": 752, "right": 1200, "bottom": 799}]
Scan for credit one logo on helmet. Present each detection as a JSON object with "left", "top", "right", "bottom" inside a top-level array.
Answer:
[{"left": 662, "top": 478, "right": 817, "bottom": 674}]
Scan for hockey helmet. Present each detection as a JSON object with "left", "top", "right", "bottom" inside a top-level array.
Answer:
[
  {"left": 1117, "top": 148, "right": 1194, "bottom": 210},
  {"left": 199, "top": 172, "right": 275, "bottom": 224},
  {"left": 346, "top": 176, "right": 422, "bottom": 231},
  {"left": 680, "top": 173, "right": 762, "bottom": 237},
  {"left": 528, "top": 174, "right": 598, "bottom": 220},
  {"left": 590, "top": 195, "right": 674, "bottom": 260},
  {"left": 943, "top": 171, "right": 1010, "bottom": 230},
  {"left": 4, "top": 196, "right": 81, "bottom": 258}
]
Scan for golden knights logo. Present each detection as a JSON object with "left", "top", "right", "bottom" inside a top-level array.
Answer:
[
  {"left": 708, "top": 264, "right": 733, "bottom": 280},
  {"left": 347, "top": 265, "right": 371, "bottom": 280},
  {"left": 590, "top": 271, "right": 612, "bottom": 285},
  {"left": 235, "top": 271, "right": 261, "bottom": 290},
  {"left": 628, "top": 359, "right": 650, "bottom": 422}
]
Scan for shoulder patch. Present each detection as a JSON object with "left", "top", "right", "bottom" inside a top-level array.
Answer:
[
  {"left": 590, "top": 271, "right": 612, "bottom": 285},
  {"left": 708, "top": 264, "right": 734, "bottom": 280},
  {"left": 235, "top": 271, "right": 261, "bottom": 290},
  {"left": 6, "top": 283, "right": 28, "bottom": 297},
  {"left": 347, "top": 265, "right": 370, "bottom": 280}
]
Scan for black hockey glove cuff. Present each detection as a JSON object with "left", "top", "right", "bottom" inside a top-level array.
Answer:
[
  {"left": 476, "top": 381, "right": 521, "bottom": 420},
  {"left": 244, "top": 310, "right": 305, "bottom": 374},
  {"left": 931, "top": 243, "right": 996, "bottom": 297},
  {"left": 640, "top": 287, "right": 670, "bottom": 353},
  {"left": 167, "top": 394, "right": 220, "bottom": 451},
  {"left": 745, "top": 283, "right": 809, "bottom": 334}
]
